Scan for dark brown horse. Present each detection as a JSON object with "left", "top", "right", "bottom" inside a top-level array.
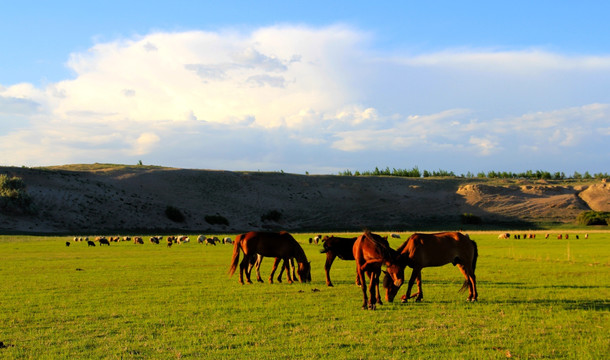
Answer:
[
  {"left": 320, "top": 235, "right": 358, "bottom": 287},
  {"left": 353, "top": 231, "right": 404, "bottom": 310},
  {"left": 383, "top": 232, "right": 478, "bottom": 303},
  {"left": 229, "top": 231, "right": 311, "bottom": 284}
]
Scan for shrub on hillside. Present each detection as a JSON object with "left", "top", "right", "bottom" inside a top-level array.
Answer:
[
  {"left": 0, "top": 174, "right": 34, "bottom": 214},
  {"left": 261, "top": 210, "right": 282, "bottom": 222},
  {"left": 461, "top": 213, "right": 482, "bottom": 225},
  {"left": 576, "top": 211, "right": 610, "bottom": 226},
  {"left": 165, "top": 205, "right": 185, "bottom": 223},
  {"left": 205, "top": 214, "right": 229, "bottom": 226}
]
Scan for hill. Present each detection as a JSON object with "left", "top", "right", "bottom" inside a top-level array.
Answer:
[{"left": 1, "top": 164, "right": 609, "bottom": 234}]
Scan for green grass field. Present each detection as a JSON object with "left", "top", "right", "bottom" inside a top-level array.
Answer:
[{"left": 1, "top": 232, "right": 608, "bottom": 359}]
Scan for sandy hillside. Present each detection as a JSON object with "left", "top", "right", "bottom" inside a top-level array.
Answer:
[{"left": 0, "top": 165, "right": 608, "bottom": 234}]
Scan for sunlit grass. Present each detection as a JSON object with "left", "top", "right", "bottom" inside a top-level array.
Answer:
[{"left": 0, "top": 232, "right": 608, "bottom": 359}]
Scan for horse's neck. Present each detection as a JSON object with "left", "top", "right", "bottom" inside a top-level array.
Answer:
[{"left": 294, "top": 247, "right": 308, "bottom": 264}]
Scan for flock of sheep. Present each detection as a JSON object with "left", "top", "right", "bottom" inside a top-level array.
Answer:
[
  {"left": 66, "top": 235, "right": 234, "bottom": 247},
  {"left": 497, "top": 232, "right": 589, "bottom": 240}
]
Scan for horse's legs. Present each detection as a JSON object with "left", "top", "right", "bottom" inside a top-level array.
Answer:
[
  {"left": 268, "top": 258, "right": 281, "bottom": 283},
  {"left": 290, "top": 258, "right": 296, "bottom": 282},
  {"left": 356, "top": 264, "right": 368, "bottom": 309},
  {"left": 254, "top": 255, "right": 264, "bottom": 283},
  {"left": 324, "top": 253, "right": 336, "bottom": 286},
  {"left": 368, "top": 271, "right": 380, "bottom": 310},
  {"left": 402, "top": 268, "right": 421, "bottom": 302},
  {"left": 414, "top": 272, "right": 423, "bottom": 302},
  {"left": 374, "top": 271, "right": 383, "bottom": 306},
  {"left": 239, "top": 255, "right": 252, "bottom": 284}
]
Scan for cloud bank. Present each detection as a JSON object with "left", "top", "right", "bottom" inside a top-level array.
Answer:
[{"left": 1, "top": 25, "right": 609, "bottom": 174}]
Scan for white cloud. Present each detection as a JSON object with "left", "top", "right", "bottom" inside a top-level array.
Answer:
[{"left": 1, "top": 25, "right": 609, "bottom": 174}]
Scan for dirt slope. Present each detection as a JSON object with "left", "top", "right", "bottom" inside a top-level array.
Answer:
[{"left": 1, "top": 165, "right": 608, "bottom": 234}]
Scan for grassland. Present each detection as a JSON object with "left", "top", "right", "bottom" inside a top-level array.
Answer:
[{"left": 1, "top": 232, "right": 608, "bottom": 359}]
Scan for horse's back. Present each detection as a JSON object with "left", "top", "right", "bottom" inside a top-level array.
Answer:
[
  {"left": 402, "top": 232, "right": 475, "bottom": 266},
  {"left": 325, "top": 236, "right": 357, "bottom": 260},
  {"left": 242, "top": 231, "right": 301, "bottom": 258}
]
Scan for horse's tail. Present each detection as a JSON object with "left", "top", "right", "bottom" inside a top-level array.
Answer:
[
  {"left": 460, "top": 237, "right": 478, "bottom": 292},
  {"left": 228, "top": 234, "right": 242, "bottom": 277}
]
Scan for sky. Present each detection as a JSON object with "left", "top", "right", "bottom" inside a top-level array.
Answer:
[{"left": 1, "top": 1, "right": 609, "bottom": 175}]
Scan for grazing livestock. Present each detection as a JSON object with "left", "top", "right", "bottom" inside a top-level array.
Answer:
[
  {"left": 383, "top": 232, "right": 478, "bottom": 303},
  {"left": 498, "top": 233, "right": 510, "bottom": 239},
  {"left": 133, "top": 237, "right": 144, "bottom": 244},
  {"left": 167, "top": 238, "right": 173, "bottom": 247},
  {"left": 353, "top": 231, "right": 402, "bottom": 310},
  {"left": 87, "top": 241, "right": 96, "bottom": 247},
  {"left": 98, "top": 238, "right": 110, "bottom": 246},
  {"left": 197, "top": 235, "right": 206, "bottom": 244},
  {"left": 205, "top": 237, "right": 218, "bottom": 246},
  {"left": 391, "top": 233, "right": 401, "bottom": 239},
  {"left": 224, "top": 237, "right": 232, "bottom": 244},
  {"left": 229, "top": 231, "right": 311, "bottom": 284},
  {"left": 313, "top": 235, "right": 322, "bottom": 244},
  {"left": 177, "top": 236, "right": 190, "bottom": 244},
  {"left": 65, "top": 241, "right": 70, "bottom": 247},
  {"left": 149, "top": 236, "right": 160, "bottom": 244},
  {"left": 319, "top": 235, "right": 359, "bottom": 287}
]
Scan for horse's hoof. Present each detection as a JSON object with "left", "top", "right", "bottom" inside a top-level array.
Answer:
[
  {"left": 327, "top": 283, "right": 333, "bottom": 287},
  {"left": 257, "top": 279, "right": 263, "bottom": 283}
]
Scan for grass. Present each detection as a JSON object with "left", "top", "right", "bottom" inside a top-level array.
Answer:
[{"left": 1, "top": 232, "right": 608, "bottom": 359}]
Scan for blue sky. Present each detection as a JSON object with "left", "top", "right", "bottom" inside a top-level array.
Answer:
[{"left": 1, "top": 1, "right": 609, "bottom": 174}]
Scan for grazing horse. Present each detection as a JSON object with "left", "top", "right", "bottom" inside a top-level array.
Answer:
[
  {"left": 320, "top": 235, "right": 359, "bottom": 287},
  {"left": 229, "top": 231, "right": 311, "bottom": 284},
  {"left": 353, "top": 231, "right": 404, "bottom": 310},
  {"left": 383, "top": 232, "right": 478, "bottom": 303}
]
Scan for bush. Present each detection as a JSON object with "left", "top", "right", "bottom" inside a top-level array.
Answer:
[
  {"left": 261, "top": 210, "right": 282, "bottom": 223},
  {"left": 461, "top": 213, "right": 482, "bottom": 225},
  {"left": 576, "top": 211, "right": 610, "bottom": 226},
  {"left": 205, "top": 214, "right": 229, "bottom": 226},
  {"left": 0, "top": 174, "right": 34, "bottom": 214},
  {"left": 165, "top": 205, "right": 185, "bottom": 223}
]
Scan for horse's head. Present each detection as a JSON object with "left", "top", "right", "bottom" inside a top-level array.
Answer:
[
  {"left": 298, "top": 261, "right": 312, "bottom": 283},
  {"left": 382, "top": 264, "right": 405, "bottom": 302}
]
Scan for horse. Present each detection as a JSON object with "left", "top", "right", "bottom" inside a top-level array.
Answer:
[
  {"left": 353, "top": 231, "right": 404, "bottom": 310},
  {"left": 250, "top": 255, "right": 296, "bottom": 284},
  {"left": 229, "top": 231, "right": 311, "bottom": 284},
  {"left": 382, "top": 232, "right": 478, "bottom": 303},
  {"left": 320, "top": 235, "right": 359, "bottom": 287}
]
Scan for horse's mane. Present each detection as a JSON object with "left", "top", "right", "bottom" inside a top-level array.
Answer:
[{"left": 363, "top": 230, "right": 396, "bottom": 261}]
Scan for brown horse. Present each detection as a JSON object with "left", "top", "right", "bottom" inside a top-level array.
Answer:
[
  {"left": 320, "top": 235, "right": 359, "bottom": 287},
  {"left": 250, "top": 254, "right": 296, "bottom": 284},
  {"left": 383, "top": 232, "right": 478, "bottom": 303},
  {"left": 353, "top": 231, "right": 404, "bottom": 310},
  {"left": 229, "top": 231, "right": 311, "bottom": 284}
]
